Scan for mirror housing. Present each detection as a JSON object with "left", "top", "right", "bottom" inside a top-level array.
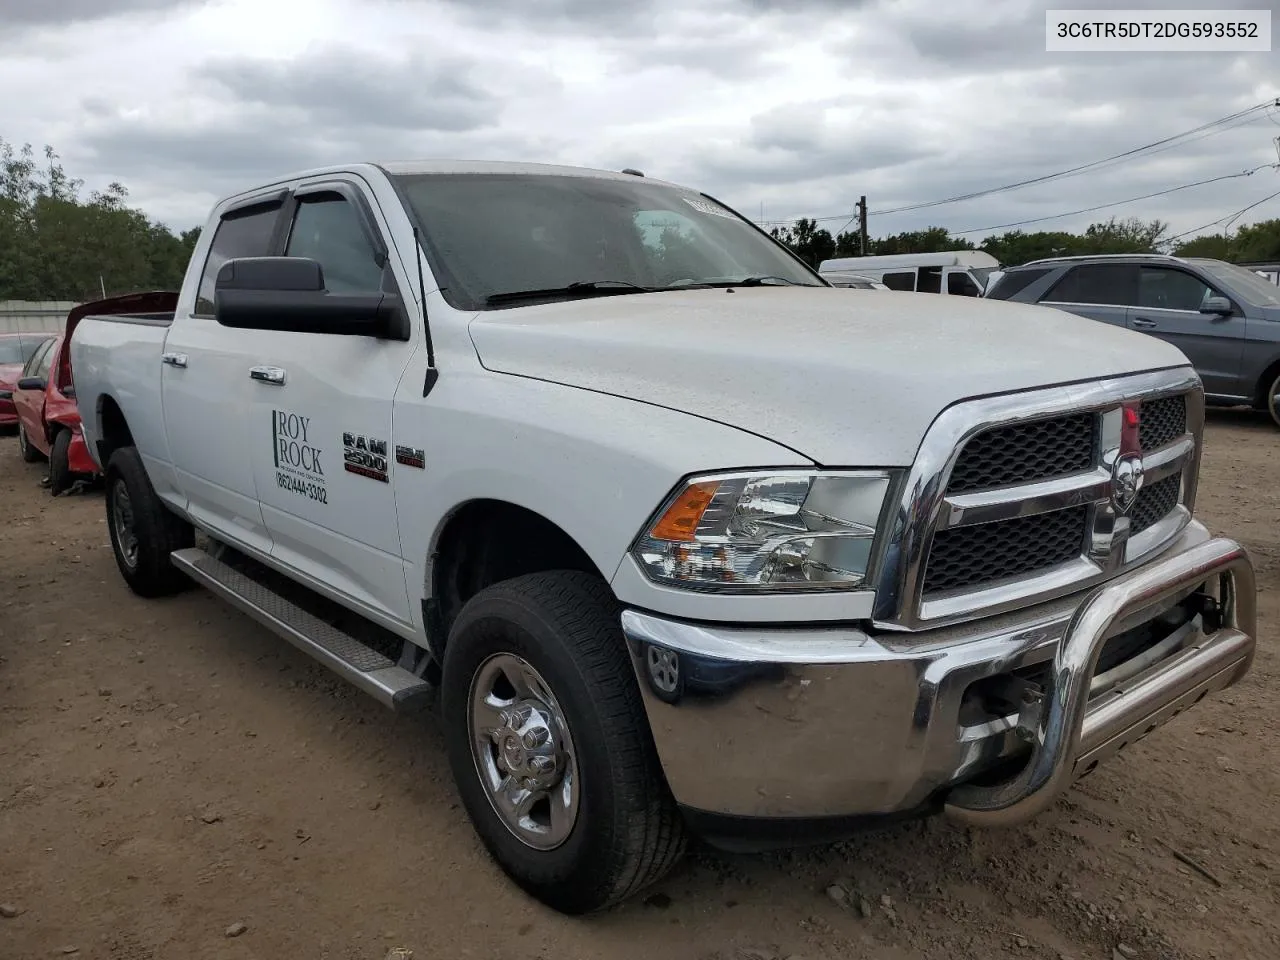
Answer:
[
  {"left": 213, "top": 257, "right": 408, "bottom": 339},
  {"left": 17, "top": 376, "right": 47, "bottom": 392},
  {"left": 1200, "top": 296, "right": 1232, "bottom": 316}
]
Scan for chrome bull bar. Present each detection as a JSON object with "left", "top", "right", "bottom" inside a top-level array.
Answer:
[{"left": 944, "top": 536, "right": 1255, "bottom": 826}]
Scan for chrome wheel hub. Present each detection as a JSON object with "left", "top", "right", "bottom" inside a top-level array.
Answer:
[
  {"left": 111, "top": 479, "right": 139, "bottom": 569},
  {"left": 468, "top": 653, "right": 579, "bottom": 850}
]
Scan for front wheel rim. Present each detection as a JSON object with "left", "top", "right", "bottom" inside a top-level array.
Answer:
[
  {"left": 1269, "top": 375, "right": 1280, "bottom": 426},
  {"left": 468, "top": 652, "right": 580, "bottom": 851},
  {"left": 111, "top": 479, "right": 139, "bottom": 569}
]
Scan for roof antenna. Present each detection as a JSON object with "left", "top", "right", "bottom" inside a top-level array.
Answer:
[
  {"left": 621, "top": 168, "right": 645, "bottom": 177},
  {"left": 414, "top": 226, "right": 439, "bottom": 398}
]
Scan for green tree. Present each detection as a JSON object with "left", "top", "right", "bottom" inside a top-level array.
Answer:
[
  {"left": 871, "top": 227, "right": 973, "bottom": 256},
  {"left": 0, "top": 135, "right": 200, "bottom": 300}
]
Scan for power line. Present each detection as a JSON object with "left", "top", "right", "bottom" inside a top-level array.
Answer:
[
  {"left": 950, "top": 163, "right": 1278, "bottom": 236},
  {"left": 1163, "top": 186, "right": 1280, "bottom": 246},
  {"left": 756, "top": 99, "right": 1279, "bottom": 227}
]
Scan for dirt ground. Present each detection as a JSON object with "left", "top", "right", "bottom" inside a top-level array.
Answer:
[{"left": 1, "top": 412, "right": 1276, "bottom": 960}]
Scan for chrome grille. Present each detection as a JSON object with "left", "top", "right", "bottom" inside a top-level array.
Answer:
[
  {"left": 947, "top": 414, "right": 1095, "bottom": 494},
  {"left": 1139, "top": 394, "right": 1186, "bottom": 451},
  {"left": 1131, "top": 473, "right": 1181, "bottom": 534},
  {"left": 872, "top": 369, "right": 1205, "bottom": 631},
  {"left": 924, "top": 506, "right": 1088, "bottom": 594}
]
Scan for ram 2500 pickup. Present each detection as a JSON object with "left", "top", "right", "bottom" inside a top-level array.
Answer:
[{"left": 70, "top": 161, "right": 1257, "bottom": 914}]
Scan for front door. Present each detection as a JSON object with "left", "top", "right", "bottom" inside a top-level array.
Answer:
[
  {"left": 13, "top": 337, "right": 55, "bottom": 455},
  {"left": 247, "top": 179, "right": 419, "bottom": 625},
  {"left": 161, "top": 195, "right": 283, "bottom": 554},
  {"left": 1127, "top": 265, "right": 1246, "bottom": 398}
]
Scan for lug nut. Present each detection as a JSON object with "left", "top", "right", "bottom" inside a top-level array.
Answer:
[{"left": 522, "top": 728, "right": 549, "bottom": 749}]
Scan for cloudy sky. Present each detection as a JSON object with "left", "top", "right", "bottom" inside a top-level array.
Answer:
[{"left": 2, "top": 0, "right": 1277, "bottom": 242}]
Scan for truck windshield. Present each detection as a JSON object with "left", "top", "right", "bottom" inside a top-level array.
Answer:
[
  {"left": 1194, "top": 260, "right": 1280, "bottom": 307},
  {"left": 393, "top": 173, "right": 823, "bottom": 310}
]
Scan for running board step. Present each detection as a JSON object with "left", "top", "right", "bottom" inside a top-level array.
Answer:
[{"left": 170, "top": 547, "right": 433, "bottom": 712}]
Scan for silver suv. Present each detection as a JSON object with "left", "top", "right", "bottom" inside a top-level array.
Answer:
[{"left": 987, "top": 253, "right": 1280, "bottom": 428}]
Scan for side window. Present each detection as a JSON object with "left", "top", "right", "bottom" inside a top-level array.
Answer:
[
  {"left": 194, "top": 201, "right": 283, "bottom": 316},
  {"left": 882, "top": 270, "right": 915, "bottom": 291},
  {"left": 1042, "top": 264, "right": 1138, "bottom": 306},
  {"left": 35, "top": 339, "right": 56, "bottom": 378},
  {"left": 917, "top": 266, "right": 943, "bottom": 294},
  {"left": 985, "top": 268, "right": 1051, "bottom": 300},
  {"left": 22, "top": 339, "right": 53, "bottom": 376},
  {"left": 947, "top": 271, "right": 981, "bottom": 296},
  {"left": 1138, "top": 267, "right": 1217, "bottom": 312},
  {"left": 285, "top": 195, "right": 386, "bottom": 294}
]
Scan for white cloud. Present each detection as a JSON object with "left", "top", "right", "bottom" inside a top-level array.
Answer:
[{"left": 1, "top": 0, "right": 1276, "bottom": 242}]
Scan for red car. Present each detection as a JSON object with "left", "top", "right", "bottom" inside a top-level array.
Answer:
[
  {"left": 0, "top": 331, "right": 54, "bottom": 427},
  {"left": 7, "top": 292, "right": 178, "bottom": 494}
]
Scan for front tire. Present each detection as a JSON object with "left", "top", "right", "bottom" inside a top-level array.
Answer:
[
  {"left": 441, "top": 571, "right": 685, "bottom": 914},
  {"left": 1266, "top": 371, "right": 1280, "bottom": 429},
  {"left": 105, "top": 446, "right": 194, "bottom": 597},
  {"left": 49, "top": 429, "right": 73, "bottom": 495},
  {"left": 18, "top": 424, "right": 42, "bottom": 463}
]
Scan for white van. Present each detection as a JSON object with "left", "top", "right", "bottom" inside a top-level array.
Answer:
[{"left": 818, "top": 250, "right": 999, "bottom": 297}]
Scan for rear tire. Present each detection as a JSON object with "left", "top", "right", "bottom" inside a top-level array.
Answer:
[
  {"left": 105, "top": 445, "right": 194, "bottom": 597},
  {"left": 441, "top": 571, "right": 685, "bottom": 914},
  {"left": 1266, "top": 371, "right": 1280, "bottom": 430},
  {"left": 49, "top": 429, "right": 72, "bottom": 495},
  {"left": 18, "top": 424, "right": 42, "bottom": 463}
]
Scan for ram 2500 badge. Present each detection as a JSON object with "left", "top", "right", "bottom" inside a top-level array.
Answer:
[{"left": 70, "top": 161, "right": 1256, "bottom": 914}]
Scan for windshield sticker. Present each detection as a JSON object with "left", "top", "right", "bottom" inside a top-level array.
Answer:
[
  {"left": 343, "top": 432, "right": 389, "bottom": 483},
  {"left": 273, "top": 410, "right": 327, "bottom": 504},
  {"left": 396, "top": 444, "right": 425, "bottom": 469},
  {"left": 681, "top": 196, "right": 738, "bottom": 220}
]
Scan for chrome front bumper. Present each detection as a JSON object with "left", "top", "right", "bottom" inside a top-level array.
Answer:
[{"left": 622, "top": 523, "right": 1255, "bottom": 826}]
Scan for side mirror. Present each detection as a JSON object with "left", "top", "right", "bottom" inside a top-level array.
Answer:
[
  {"left": 213, "top": 257, "right": 407, "bottom": 339},
  {"left": 1200, "top": 296, "right": 1232, "bottom": 316},
  {"left": 17, "top": 377, "right": 47, "bottom": 391}
]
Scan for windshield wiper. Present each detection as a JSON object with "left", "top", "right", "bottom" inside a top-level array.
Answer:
[
  {"left": 486, "top": 280, "right": 657, "bottom": 305},
  {"left": 671, "top": 275, "right": 812, "bottom": 289}
]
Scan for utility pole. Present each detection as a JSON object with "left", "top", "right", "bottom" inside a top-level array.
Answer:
[{"left": 857, "top": 196, "right": 868, "bottom": 255}]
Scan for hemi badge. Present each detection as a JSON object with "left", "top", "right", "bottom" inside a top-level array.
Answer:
[{"left": 396, "top": 445, "right": 425, "bottom": 469}]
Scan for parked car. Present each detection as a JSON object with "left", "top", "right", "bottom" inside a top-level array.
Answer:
[
  {"left": 71, "top": 161, "right": 1256, "bottom": 914},
  {"left": 822, "top": 270, "right": 890, "bottom": 290},
  {"left": 818, "top": 250, "right": 997, "bottom": 296},
  {"left": 0, "top": 331, "right": 54, "bottom": 428},
  {"left": 987, "top": 253, "right": 1280, "bottom": 428},
  {"left": 11, "top": 293, "right": 177, "bottom": 492}
]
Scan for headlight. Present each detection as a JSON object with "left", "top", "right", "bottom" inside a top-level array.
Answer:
[{"left": 631, "top": 470, "right": 895, "bottom": 592}]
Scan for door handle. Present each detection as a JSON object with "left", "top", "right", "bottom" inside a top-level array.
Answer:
[
  {"left": 249, "top": 365, "right": 287, "bottom": 385},
  {"left": 1131, "top": 317, "right": 1157, "bottom": 329},
  {"left": 162, "top": 352, "right": 188, "bottom": 368}
]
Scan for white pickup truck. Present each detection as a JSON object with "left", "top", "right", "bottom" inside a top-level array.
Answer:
[{"left": 70, "top": 161, "right": 1257, "bottom": 914}]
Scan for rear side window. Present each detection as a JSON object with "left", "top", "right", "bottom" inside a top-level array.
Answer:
[
  {"left": 194, "top": 201, "right": 283, "bottom": 316},
  {"left": 917, "top": 266, "right": 942, "bottom": 294},
  {"left": 882, "top": 270, "right": 915, "bottom": 291},
  {"left": 985, "top": 268, "right": 1051, "bottom": 300},
  {"left": 1042, "top": 264, "right": 1138, "bottom": 306}
]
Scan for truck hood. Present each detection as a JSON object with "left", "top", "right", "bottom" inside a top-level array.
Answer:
[{"left": 468, "top": 287, "right": 1192, "bottom": 466}]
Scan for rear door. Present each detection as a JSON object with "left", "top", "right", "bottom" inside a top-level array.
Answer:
[
  {"left": 1127, "top": 265, "right": 1246, "bottom": 397},
  {"left": 1037, "top": 262, "right": 1137, "bottom": 329},
  {"left": 245, "top": 178, "right": 419, "bottom": 625},
  {"left": 161, "top": 194, "right": 284, "bottom": 553}
]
